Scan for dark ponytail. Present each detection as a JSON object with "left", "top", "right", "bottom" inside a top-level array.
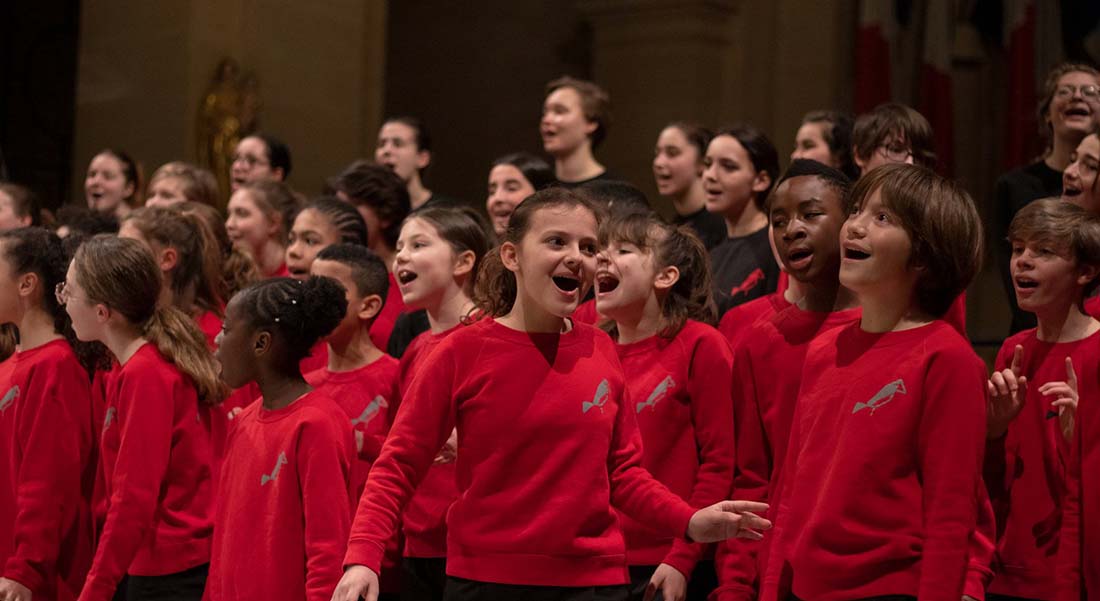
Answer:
[{"left": 1, "top": 227, "right": 110, "bottom": 373}]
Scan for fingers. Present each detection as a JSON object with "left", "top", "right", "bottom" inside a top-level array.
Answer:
[
  {"left": 719, "top": 500, "right": 769, "bottom": 514},
  {"left": 1010, "top": 344, "right": 1024, "bottom": 374},
  {"left": 738, "top": 511, "right": 773, "bottom": 531},
  {"left": 643, "top": 579, "right": 659, "bottom": 601},
  {"left": 1051, "top": 397, "right": 1077, "bottom": 412},
  {"left": 1066, "top": 357, "right": 1078, "bottom": 388}
]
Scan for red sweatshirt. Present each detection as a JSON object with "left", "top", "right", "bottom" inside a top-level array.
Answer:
[
  {"left": 714, "top": 305, "right": 859, "bottom": 601},
  {"left": 614, "top": 321, "right": 735, "bottom": 576},
  {"left": 306, "top": 355, "right": 400, "bottom": 496},
  {"left": 985, "top": 328, "right": 1100, "bottom": 600},
  {"left": 1058, "top": 355, "right": 1100, "bottom": 601},
  {"left": 761, "top": 320, "right": 987, "bottom": 601},
  {"left": 299, "top": 341, "right": 328, "bottom": 375},
  {"left": 207, "top": 391, "right": 354, "bottom": 601},
  {"left": 346, "top": 318, "right": 697, "bottom": 586},
  {"left": 369, "top": 274, "right": 406, "bottom": 351},
  {"left": 80, "top": 343, "right": 214, "bottom": 601},
  {"left": 0, "top": 341, "right": 95, "bottom": 600},
  {"left": 397, "top": 327, "right": 460, "bottom": 558},
  {"left": 195, "top": 310, "right": 222, "bottom": 351},
  {"left": 1085, "top": 295, "right": 1100, "bottom": 319},
  {"left": 717, "top": 293, "right": 791, "bottom": 352},
  {"left": 572, "top": 299, "right": 600, "bottom": 325}
]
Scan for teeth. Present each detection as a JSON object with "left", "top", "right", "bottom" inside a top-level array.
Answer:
[{"left": 398, "top": 270, "right": 418, "bottom": 284}]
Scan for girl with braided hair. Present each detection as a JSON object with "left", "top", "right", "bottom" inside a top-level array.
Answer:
[{"left": 207, "top": 276, "right": 355, "bottom": 601}]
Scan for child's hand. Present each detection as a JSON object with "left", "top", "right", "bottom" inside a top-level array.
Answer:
[
  {"left": 0, "top": 577, "right": 32, "bottom": 601},
  {"left": 987, "top": 345, "right": 1027, "bottom": 440},
  {"left": 645, "top": 564, "right": 687, "bottom": 601},
  {"left": 686, "top": 500, "right": 770, "bottom": 543},
  {"left": 330, "top": 565, "right": 379, "bottom": 601},
  {"left": 1039, "top": 356, "right": 1078, "bottom": 443},
  {"left": 434, "top": 428, "right": 458, "bottom": 464}
]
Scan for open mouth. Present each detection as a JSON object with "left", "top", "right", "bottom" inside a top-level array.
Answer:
[
  {"left": 787, "top": 248, "right": 813, "bottom": 265},
  {"left": 1064, "top": 186, "right": 1082, "bottom": 197},
  {"left": 596, "top": 272, "right": 620, "bottom": 294},
  {"left": 844, "top": 248, "right": 870, "bottom": 260},
  {"left": 1015, "top": 277, "right": 1039, "bottom": 290},
  {"left": 552, "top": 274, "right": 580, "bottom": 293},
  {"left": 397, "top": 269, "right": 418, "bottom": 285},
  {"left": 1065, "top": 106, "right": 1091, "bottom": 118}
]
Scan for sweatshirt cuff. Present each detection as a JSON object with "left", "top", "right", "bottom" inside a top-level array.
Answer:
[
  {"left": 963, "top": 565, "right": 991, "bottom": 601},
  {"left": 344, "top": 538, "right": 386, "bottom": 574},
  {"left": 708, "top": 583, "right": 756, "bottom": 601},
  {"left": 2, "top": 559, "right": 44, "bottom": 595},
  {"left": 78, "top": 575, "right": 117, "bottom": 601},
  {"left": 662, "top": 539, "right": 703, "bottom": 581}
]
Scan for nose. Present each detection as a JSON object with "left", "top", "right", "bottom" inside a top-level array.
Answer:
[
  {"left": 214, "top": 330, "right": 224, "bottom": 348},
  {"left": 844, "top": 213, "right": 867, "bottom": 238},
  {"left": 1065, "top": 162, "right": 1080, "bottom": 181}
]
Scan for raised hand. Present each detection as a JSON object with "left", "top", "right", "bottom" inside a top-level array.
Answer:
[
  {"left": 686, "top": 500, "right": 771, "bottom": 543},
  {"left": 987, "top": 345, "right": 1027, "bottom": 440},
  {"left": 330, "top": 565, "right": 378, "bottom": 601},
  {"left": 1039, "top": 356, "right": 1078, "bottom": 443}
]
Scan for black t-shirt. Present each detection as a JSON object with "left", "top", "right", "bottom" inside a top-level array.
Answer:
[
  {"left": 386, "top": 309, "right": 431, "bottom": 358},
  {"left": 418, "top": 192, "right": 462, "bottom": 211},
  {"left": 555, "top": 170, "right": 619, "bottom": 188},
  {"left": 674, "top": 207, "right": 727, "bottom": 251},
  {"left": 709, "top": 225, "right": 780, "bottom": 317},
  {"left": 993, "top": 160, "right": 1063, "bottom": 334}
]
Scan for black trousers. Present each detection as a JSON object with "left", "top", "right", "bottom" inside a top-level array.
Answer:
[
  {"left": 112, "top": 563, "right": 208, "bottom": 601},
  {"left": 444, "top": 576, "right": 630, "bottom": 601},
  {"left": 626, "top": 561, "right": 717, "bottom": 601},
  {"left": 403, "top": 557, "right": 448, "bottom": 601}
]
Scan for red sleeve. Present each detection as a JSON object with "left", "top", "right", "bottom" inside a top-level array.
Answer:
[
  {"left": 3, "top": 361, "right": 89, "bottom": 592},
  {"left": 1056, "top": 407, "right": 1082, "bottom": 601},
  {"left": 79, "top": 370, "right": 175, "bottom": 601},
  {"left": 661, "top": 332, "right": 736, "bottom": 577},
  {"left": 915, "top": 347, "right": 987, "bottom": 601},
  {"left": 963, "top": 487, "right": 996, "bottom": 599},
  {"left": 299, "top": 414, "right": 354, "bottom": 601},
  {"left": 344, "top": 347, "right": 456, "bottom": 573},
  {"left": 945, "top": 292, "right": 967, "bottom": 338},
  {"left": 607, "top": 365, "right": 696, "bottom": 542},
  {"left": 713, "top": 342, "right": 767, "bottom": 601},
  {"left": 759, "top": 390, "right": 801, "bottom": 601}
]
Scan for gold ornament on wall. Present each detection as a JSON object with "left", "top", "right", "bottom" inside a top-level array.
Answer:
[{"left": 197, "top": 58, "right": 262, "bottom": 206}]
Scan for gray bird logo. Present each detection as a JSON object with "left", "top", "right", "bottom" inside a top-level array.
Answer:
[{"left": 852, "top": 379, "right": 907, "bottom": 415}]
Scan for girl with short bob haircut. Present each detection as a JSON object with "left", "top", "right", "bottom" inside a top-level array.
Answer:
[
  {"left": 65, "top": 236, "right": 226, "bottom": 600},
  {"left": 207, "top": 276, "right": 354, "bottom": 601},
  {"left": 334, "top": 187, "right": 770, "bottom": 601},
  {"left": 595, "top": 213, "right": 734, "bottom": 601},
  {"left": 486, "top": 152, "right": 555, "bottom": 237},
  {"left": 0, "top": 228, "right": 96, "bottom": 601}
]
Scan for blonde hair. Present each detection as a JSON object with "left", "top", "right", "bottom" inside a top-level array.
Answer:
[
  {"left": 148, "top": 161, "right": 220, "bottom": 206},
  {"left": 73, "top": 235, "right": 228, "bottom": 404}
]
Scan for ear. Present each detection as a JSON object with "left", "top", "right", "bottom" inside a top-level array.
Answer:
[
  {"left": 1077, "top": 263, "right": 1099, "bottom": 287},
  {"left": 123, "top": 181, "right": 135, "bottom": 200},
  {"left": 252, "top": 330, "right": 273, "bottom": 357},
  {"left": 853, "top": 147, "right": 867, "bottom": 171},
  {"left": 357, "top": 294, "right": 383, "bottom": 322},
  {"left": 15, "top": 272, "right": 38, "bottom": 300},
  {"left": 266, "top": 215, "right": 283, "bottom": 239},
  {"left": 653, "top": 265, "right": 680, "bottom": 292},
  {"left": 452, "top": 249, "right": 476, "bottom": 278},
  {"left": 272, "top": 167, "right": 286, "bottom": 182},
  {"left": 751, "top": 169, "right": 772, "bottom": 194},
  {"left": 500, "top": 241, "right": 520, "bottom": 274},
  {"left": 94, "top": 303, "right": 111, "bottom": 325},
  {"left": 415, "top": 149, "right": 431, "bottom": 171},
  {"left": 17, "top": 215, "right": 32, "bottom": 228},
  {"left": 158, "top": 247, "right": 179, "bottom": 273},
  {"left": 583, "top": 119, "right": 598, "bottom": 138}
]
